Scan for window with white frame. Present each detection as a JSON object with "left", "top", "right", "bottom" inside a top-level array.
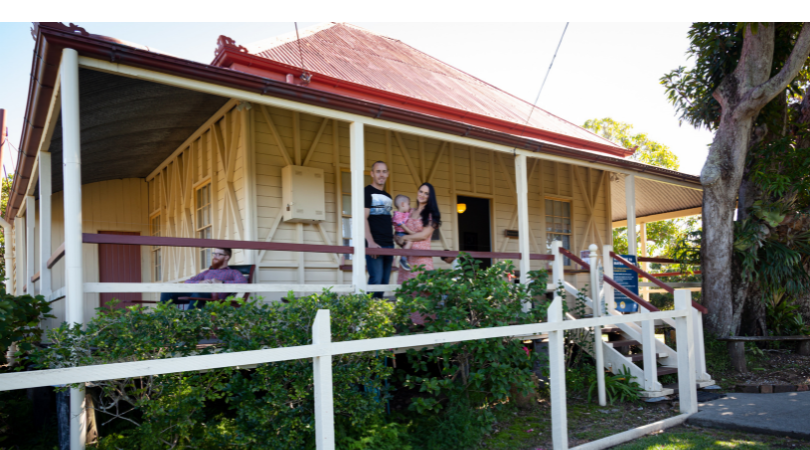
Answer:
[
  {"left": 150, "top": 213, "right": 162, "bottom": 281},
  {"left": 340, "top": 170, "right": 373, "bottom": 260},
  {"left": 545, "top": 199, "right": 572, "bottom": 265},
  {"left": 196, "top": 183, "right": 213, "bottom": 268}
]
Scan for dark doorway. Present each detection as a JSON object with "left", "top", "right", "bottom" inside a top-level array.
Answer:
[
  {"left": 456, "top": 195, "right": 492, "bottom": 269},
  {"left": 98, "top": 231, "right": 143, "bottom": 309}
]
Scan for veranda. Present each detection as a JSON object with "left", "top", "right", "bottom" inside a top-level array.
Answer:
[{"left": 0, "top": 23, "right": 711, "bottom": 450}]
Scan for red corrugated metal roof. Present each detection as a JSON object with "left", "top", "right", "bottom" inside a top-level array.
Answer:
[{"left": 244, "top": 23, "right": 626, "bottom": 156}]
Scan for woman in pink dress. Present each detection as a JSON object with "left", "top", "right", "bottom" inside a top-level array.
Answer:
[{"left": 396, "top": 182, "right": 442, "bottom": 283}]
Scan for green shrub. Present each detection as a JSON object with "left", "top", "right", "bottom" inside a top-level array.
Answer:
[
  {"left": 0, "top": 290, "right": 53, "bottom": 366},
  {"left": 29, "top": 291, "right": 395, "bottom": 449},
  {"left": 392, "top": 255, "right": 548, "bottom": 445},
  {"left": 588, "top": 366, "right": 642, "bottom": 404}
]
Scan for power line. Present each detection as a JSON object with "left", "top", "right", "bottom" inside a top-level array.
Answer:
[{"left": 522, "top": 22, "right": 569, "bottom": 129}]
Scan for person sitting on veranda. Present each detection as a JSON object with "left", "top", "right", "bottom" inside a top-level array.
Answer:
[{"left": 160, "top": 248, "right": 247, "bottom": 309}]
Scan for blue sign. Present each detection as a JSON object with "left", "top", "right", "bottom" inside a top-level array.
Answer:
[{"left": 613, "top": 254, "right": 639, "bottom": 313}]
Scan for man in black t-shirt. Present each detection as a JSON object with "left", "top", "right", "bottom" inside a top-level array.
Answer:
[{"left": 364, "top": 161, "right": 394, "bottom": 298}]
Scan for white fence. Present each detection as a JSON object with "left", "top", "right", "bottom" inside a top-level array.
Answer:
[{"left": 0, "top": 293, "right": 698, "bottom": 450}]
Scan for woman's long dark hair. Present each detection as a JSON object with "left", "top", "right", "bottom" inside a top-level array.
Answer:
[{"left": 418, "top": 182, "right": 442, "bottom": 228}]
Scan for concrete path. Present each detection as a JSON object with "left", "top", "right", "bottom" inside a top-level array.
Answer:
[{"left": 687, "top": 391, "right": 810, "bottom": 439}]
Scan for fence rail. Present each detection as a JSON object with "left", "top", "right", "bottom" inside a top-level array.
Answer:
[
  {"left": 5, "top": 239, "right": 705, "bottom": 450},
  {"left": 0, "top": 298, "right": 698, "bottom": 450}
]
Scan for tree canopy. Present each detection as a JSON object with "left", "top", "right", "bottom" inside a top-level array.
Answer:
[
  {"left": 661, "top": 22, "right": 810, "bottom": 336},
  {"left": 0, "top": 175, "right": 12, "bottom": 288},
  {"left": 583, "top": 118, "right": 680, "bottom": 170}
]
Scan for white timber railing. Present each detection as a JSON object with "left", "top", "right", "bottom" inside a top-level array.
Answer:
[
  {"left": 0, "top": 252, "right": 699, "bottom": 450},
  {"left": 554, "top": 242, "right": 712, "bottom": 398}
]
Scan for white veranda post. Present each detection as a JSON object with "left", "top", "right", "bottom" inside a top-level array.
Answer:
[
  {"left": 514, "top": 154, "right": 531, "bottom": 311},
  {"left": 589, "top": 244, "right": 606, "bottom": 406},
  {"left": 349, "top": 121, "right": 366, "bottom": 293},
  {"left": 26, "top": 196, "right": 35, "bottom": 296},
  {"left": 39, "top": 151, "right": 52, "bottom": 297},
  {"left": 60, "top": 47, "right": 86, "bottom": 450},
  {"left": 14, "top": 217, "right": 24, "bottom": 295},
  {"left": 640, "top": 222, "right": 649, "bottom": 301},
  {"left": 625, "top": 174, "right": 636, "bottom": 256}
]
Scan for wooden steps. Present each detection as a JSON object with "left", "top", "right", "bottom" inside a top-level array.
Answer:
[
  {"left": 608, "top": 340, "right": 640, "bottom": 348},
  {"left": 627, "top": 353, "right": 660, "bottom": 362}
]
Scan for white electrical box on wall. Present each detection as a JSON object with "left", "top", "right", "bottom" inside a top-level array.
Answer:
[{"left": 282, "top": 165, "right": 326, "bottom": 223}]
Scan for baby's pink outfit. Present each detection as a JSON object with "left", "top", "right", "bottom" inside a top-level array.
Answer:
[{"left": 392, "top": 211, "right": 410, "bottom": 233}]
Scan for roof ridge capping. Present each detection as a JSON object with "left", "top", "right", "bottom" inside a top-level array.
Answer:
[
  {"left": 245, "top": 22, "right": 400, "bottom": 54},
  {"left": 33, "top": 22, "right": 178, "bottom": 57}
]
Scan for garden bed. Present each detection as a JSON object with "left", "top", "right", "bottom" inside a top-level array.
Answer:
[{"left": 714, "top": 349, "right": 810, "bottom": 391}]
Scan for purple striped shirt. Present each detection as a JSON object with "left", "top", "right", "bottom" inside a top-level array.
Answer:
[{"left": 185, "top": 266, "right": 248, "bottom": 300}]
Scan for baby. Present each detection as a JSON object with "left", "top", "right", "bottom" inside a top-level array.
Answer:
[{"left": 392, "top": 195, "right": 414, "bottom": 271}]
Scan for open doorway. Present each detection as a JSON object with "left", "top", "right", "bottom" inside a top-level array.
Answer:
[{"left": 456, "top": 195, "right": 492, "bottom": 269}]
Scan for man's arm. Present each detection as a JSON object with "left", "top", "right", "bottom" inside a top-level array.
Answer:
[
  {"left": 184, "top": 270, "right": 207, "bottom": 284},
  {"left": 365, "top": 208, "right": 380, "bottom": 258}
]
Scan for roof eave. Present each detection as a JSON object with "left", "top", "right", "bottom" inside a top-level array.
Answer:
[{"left": 6, "top": 24, "right": 697, "bottom": 222}]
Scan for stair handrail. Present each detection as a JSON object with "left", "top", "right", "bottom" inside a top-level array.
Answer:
[
  {"left": 558, "top": 247, "right": 660, "bottom": 312},
  {"left": 609, "top": 251, "right": 708, "bottom": 314},
  {"left": 557, "top": 245, "right": 664, "bottom": 396}
]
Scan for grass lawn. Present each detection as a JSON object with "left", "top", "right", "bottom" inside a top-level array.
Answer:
[
  {"left": 479, "top": 399, "right": 810, "bottom": 450},
  {"left": 480, "top": 397, "right": 680, "bottom": 449},
  {"left": 614, "top": 425, "right": 810, "bottom": 449}
]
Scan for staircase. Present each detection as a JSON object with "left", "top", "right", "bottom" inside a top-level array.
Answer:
[{"left": 554, "top": 243, "right": 715, "bottom": 398}]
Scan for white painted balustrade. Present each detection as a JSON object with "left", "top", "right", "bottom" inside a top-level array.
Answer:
[{"left": 0, "top": 239, "right": 703, "bottom": 449}]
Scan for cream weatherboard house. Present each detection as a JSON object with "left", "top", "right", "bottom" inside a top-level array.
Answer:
[
  {"left": 4, "top": 23, "right": 703, "bottom": 324},
  {"left": 0, "top": 22, "right": 711, "bottom": 449}
]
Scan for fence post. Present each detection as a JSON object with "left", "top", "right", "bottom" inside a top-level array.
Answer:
[
  {"left": 641, "top": 318, "right": 659, "bottom": 392},
  {"left": 602, "top": 245, "right": 615, "bottom": 314},
  {"left": 692, "top": 307, "right": 712, "bottom": 383},
  {"left": 312, "top": 310, "right": 335, "bottom": 450},
  {"left": 674, "top": 290, "right": 697, "bottom": 414},
  {"left": 548, "top": 290, "right": 568, "bottom": 450},
  {"left": 588, "top": 244, "right": 606, "bottom": 406}
]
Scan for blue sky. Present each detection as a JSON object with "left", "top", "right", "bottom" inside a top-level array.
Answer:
[{"left": 0, "top": 22, "right": 714, "bottom": 177}]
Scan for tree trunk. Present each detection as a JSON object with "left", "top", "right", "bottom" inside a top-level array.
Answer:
[{"left": 700, "top": 23, "right": 810, "bottom": 336}]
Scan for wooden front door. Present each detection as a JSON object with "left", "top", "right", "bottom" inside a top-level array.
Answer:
[{"left": 98, "top": 231, "right": 142, "bottom": 309}]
